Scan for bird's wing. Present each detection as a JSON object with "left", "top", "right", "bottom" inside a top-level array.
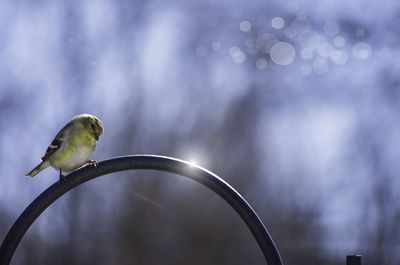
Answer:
[{"left": 41, "top": 122, "right": 73, "bottom": 161}]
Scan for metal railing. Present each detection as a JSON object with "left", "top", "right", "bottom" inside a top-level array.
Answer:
[{"left": 0, "top": 155, "right": 284, "bottom": 265}]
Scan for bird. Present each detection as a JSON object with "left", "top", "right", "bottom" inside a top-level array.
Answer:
[{"left": 26, "top": 114, "right": 104, "bottom": 182}]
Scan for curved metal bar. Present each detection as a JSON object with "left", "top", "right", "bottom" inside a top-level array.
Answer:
[{"left": 0, "top": 155, "right": 283, "bottom": 265}]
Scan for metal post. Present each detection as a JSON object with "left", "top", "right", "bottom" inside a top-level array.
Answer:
[
  {"left": 346, "top": 255, "right": 361, "bottom": 265},
  {"left": 0, "top": 155, "right": 284, "bottom": 265}
]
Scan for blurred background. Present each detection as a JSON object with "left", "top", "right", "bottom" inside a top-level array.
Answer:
[{"left": 0, "top": 0, "right": 399, "bottom": 264}]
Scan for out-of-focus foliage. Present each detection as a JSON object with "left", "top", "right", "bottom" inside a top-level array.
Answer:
[{"left": 1, "top": 0, "right": 400, "bottom": 264}]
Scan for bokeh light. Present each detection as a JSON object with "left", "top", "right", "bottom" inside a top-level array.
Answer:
[
  {"left": 333, "top": 36, "right": 346, "bottom": 47},
  {"left": 229, "top": 46, "right": 246, "bottom": 63},
  {"left": 330, "top": 50, "right": 348, "bottom": 65},
  {"left": 299, "top": 30, "right": 323, "bottom": 49},
  {"left": 352, "top": 42, "right": 372, "bottom": 60},
  {"left": 316, "top": 42, "right": 334, "bottom": 58},
  {"left": 239, "top": 20, "right": 252, "bottom": 32},
  {"left": 313, "top": 59, "right": 329, "bottom": 75},
  {"left": 270, "top": 42, "right": 296, "bottom": 65},
  {"left": 271, "top": 17, "right": 285, "bottom": 29},
  {"left": 255, "top": 58, "right": 268, "bottom": 70}
]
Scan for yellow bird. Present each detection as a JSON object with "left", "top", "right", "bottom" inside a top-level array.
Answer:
[{"left": 26, "top": 114, "right": 104, "bottom": 182}]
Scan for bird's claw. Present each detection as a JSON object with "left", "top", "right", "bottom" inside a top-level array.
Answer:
[
  {"left": 87, "top": 159, "right": 98, "bottom": 167},
  {"left": 59, "top": 175, "right": 66, "bottom": 183}
]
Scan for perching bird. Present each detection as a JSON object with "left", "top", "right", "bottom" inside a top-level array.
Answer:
[{"left": 26, "top": 114, "right": 104, "bottom": 182}]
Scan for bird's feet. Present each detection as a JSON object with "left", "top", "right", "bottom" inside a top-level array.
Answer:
[{"left": 87, "top": 159, "right": 98, "bottom": 167}]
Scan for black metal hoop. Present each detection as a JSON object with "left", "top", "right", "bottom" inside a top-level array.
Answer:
[{"left": 0, "top": 155, "right": 283, "bottom": 265}]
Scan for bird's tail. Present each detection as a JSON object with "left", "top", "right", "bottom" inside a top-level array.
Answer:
[{"left": 26, "top": 161, "right": 50, "bottom": 177}]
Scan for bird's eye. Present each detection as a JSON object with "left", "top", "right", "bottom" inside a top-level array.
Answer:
[{"left": 91, "top": 124, "right": 96, "bottom": 132}]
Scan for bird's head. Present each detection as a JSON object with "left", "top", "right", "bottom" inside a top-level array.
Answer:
[
  {"left": 74, "top": 114, "right": 104, "bottom": 141},
  {"left": 91, "top": 116, "right": 104, "bottom": 140}
]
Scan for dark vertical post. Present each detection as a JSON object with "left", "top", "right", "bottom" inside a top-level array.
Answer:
[{"left": 346, "top": 255, "right": 361, "bottom": 265}]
